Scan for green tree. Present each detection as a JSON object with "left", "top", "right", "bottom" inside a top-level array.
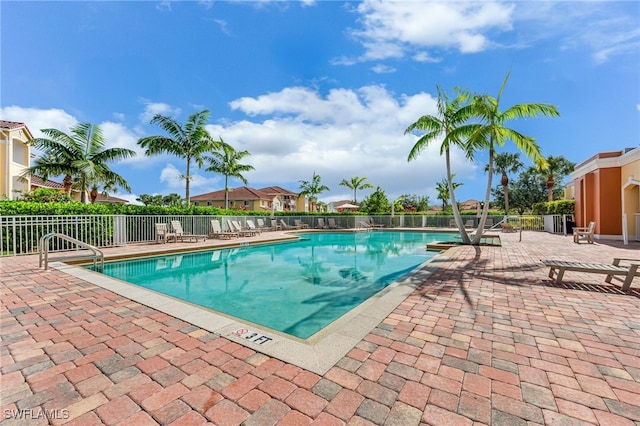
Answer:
[
  {"left": 162, "top": 193, "right": 184, "bottom": 207},
  {"left": 136, "top": 194, "right": 164, "bottom": 206},
  {"left": 22, "top": 122, "right": 135, "bottom": 203},
  {"left": 459, "top": 71, "right": 559, "bottom": 244},
  {"left": 299, "top": 172, "right": 330, "bottom": 212},
  {"left": 398, "top": 194, "right": 429, "bottom": 212},
  {"left": 205, "top": 139, "right": 255, "bottom": 209},
  {"left": 485, "top": 152, "right": 523, "bottom": 214},
  {"left": 20, "top": 187, "right": 73, "bottom": 203},
  {"left": 339, "top": 176, "right": 374, "bottom": 203},
  {"left": 406, "top": 85, "right": 475, "bottom": 243},
  {"left": 138, "top": 110, "right": 220, "bottom": 205},
  {"left": 541, "top": 155, "right": 575, "bottom": 201},
  {"left": 435, "top": 176, "right": 462, "bottom": 211},
  {"left": 360, "top": 186, "right": 391, "bottom": 213}
]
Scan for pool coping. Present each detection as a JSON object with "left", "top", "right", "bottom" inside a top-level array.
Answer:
[{"left": 52, "top": 235, "right": 450, "bottom": 375}]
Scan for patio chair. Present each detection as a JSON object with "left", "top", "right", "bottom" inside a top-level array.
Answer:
[
  {"left": 294, "top": 219, "right": 309, "bottom": 229},
  {"left": 484, "top": 218, "right": 494, "bottom": 229},
  {"left": 449, "top": 219, "right": 456, "bottom": 228},
  {"left": 246, "top": 220, "right": 262, "bottom": 235},
  {"left": 317, "top": 218, "right": 328, "bottom": 229},
  {"left": 279, "top": 219, "right": 293, "bottom": 230},
  {"left": 359, "top": 221, "right": 371, "bottom": 229},
  {"left": 229, "top": 220, "right": 256, "bottom": 237},
  {"left": 327, "top": 218, "right": 342, "bottom": 229},
  {"left": 368, "top": 218, "right": 384, "bottom": 228},
  {"left": 271, "top": 219, "right": 282, "bottom": 231},
  {"left": 155, "top": 223, "right": 176, "bottom": 244},
  {"left": 209, "top": 219, "right": 238, "bottom": 239},
  {"left": 573, "top": 221, "right": 596, "bottom": 244},
  {"left": 171, "top": 220, "right": 206, "bottom": 242},
  {"left": 465, "top": 219, "right": 475, "bottom": 229},
  {"left": 542, "top": 257, "right": 640, "bottom": 292},
  {"left": 256, "top": 218, "right": 274, "bottom": 231}
]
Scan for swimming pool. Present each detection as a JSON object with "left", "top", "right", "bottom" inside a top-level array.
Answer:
[{"left": 96, "top": 231, "right": 458, "bottom": 339}]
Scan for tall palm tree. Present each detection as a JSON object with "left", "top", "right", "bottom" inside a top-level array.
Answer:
[
  {"left": 299, "top": 172, "right": 329, "bottom": 212},
  {"left": 205, "top": 138, "right": 255, "bottom": 209},
  {"left": 21, "top": 123, "right": 135, "bottom": 202},
  {"left": 339, "top": 176, "right": 373, "bottom": 203},
  {"left": 542, "top": 155, "right": 575, "bottom": 201},
  {"left": 405, "top": 85, "right": 475, "bottom": 243},
  {"left": 459, "top": 71, "right": 559, "bottom": 244},
  {"left": 138, "top": 110, "right": 219, "bottom": 205},
  {"left": 485, "top": 152, "right": 523, "bottom": 214}
]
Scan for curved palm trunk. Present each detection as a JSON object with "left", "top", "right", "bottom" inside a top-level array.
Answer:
[
  {"left": 446, "top": 149, "right": 470, "bottom": 244},
  {"left": 90, "top": 187, "right": 98, "bottom": 204},
  {"left": 473, "top": 148, "right": 495, "bottom": 244},
  {"left": 63, "top": 174, "right": 73, "bottom": 197},
  {"left": 546, "top": 174, "right": 554, "bottom": 202}
]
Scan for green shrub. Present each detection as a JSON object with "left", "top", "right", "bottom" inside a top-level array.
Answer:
[{"left": 532, "top": 200, "right": 574, "bottom": 215}]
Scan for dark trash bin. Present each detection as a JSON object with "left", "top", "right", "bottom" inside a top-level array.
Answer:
[{"left": 566, "top": 221, "right": 576, "bottom": 234}]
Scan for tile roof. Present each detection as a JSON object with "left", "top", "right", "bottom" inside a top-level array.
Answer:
[
  {"left": 191, "top": 186, "right": 271, "bottom": 201},
  {"left": 0, "top": 120, "right": 34, "bottom": 139},
  {"left": 30, "top": 175, "right": 65, "bottom": 189},
  {"left": 259, "top": 186, "right": 299, "bottom": 196}
]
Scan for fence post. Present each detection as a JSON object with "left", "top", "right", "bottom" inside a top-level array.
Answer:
[{"left": 114, "top": 215, "right": 127, "bottom": 247}]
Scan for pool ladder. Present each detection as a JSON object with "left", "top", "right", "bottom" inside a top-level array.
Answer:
[{"left": 38, "top": 233, "right": 104, "bottom": 272}]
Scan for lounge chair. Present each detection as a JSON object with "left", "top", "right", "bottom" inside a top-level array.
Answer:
[
  {"left": 256, "top": 218, "right": 274, "bottom": 231},
  {"left": 294, "top": 219, "right": 309, "bottom": 229},
  {"left": 271, "top": 219, "right": 282, "bottom": 231},
  {"left": 465, "top": 220, "right": 475, "bottom": 229},
  {"left": 155, "top": 223, "right": 176, "bottom": 244},
  {"left": 327, "top": 218, "right": 342, "bottom": 229},
  {"left": 171, "top": 220, "right": 206, "bottom": 242},
  {"left": 246, "top": 220, "right": 262, "bottom": 235},
  {"left": 279, "top": 219, "right": 293, "bottom": 230},
  {"left": 573, "top": 221, "right": 596, "bottom": 244},
  {"left": 449, "top": 219, "right": 456, "bottom": 228},
  {"left": 316, "top": 218, "right": 328, "bottom": 229},
  {"left": 368, "top": 218, "right": 384, "bottom": 228},
  {"left": 229, "top": 220, "right": 256, "bottom": 237},
  {"left": 542, "top": 258, "right": 640, "bottom": 292},
  {"left": 209, "top": 219, "right": 238, "bottom": 239},
  {"left": 484, "top": 218, "right": 494, "bottom": 229},
  {"left": 359, "top": 221, "right": 371, "bottom": 229}
]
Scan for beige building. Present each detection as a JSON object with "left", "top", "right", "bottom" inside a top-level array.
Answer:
[
  {"left": 192, "top": 186, "right": 307, "bottom": 212},
  {"left": 1, "top": 120, "right": 33, "bottom": 199}
]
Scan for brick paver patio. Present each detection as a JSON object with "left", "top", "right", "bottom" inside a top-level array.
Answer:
[{"left": 1, "top": 231, "right": 639, "bottom": 425}]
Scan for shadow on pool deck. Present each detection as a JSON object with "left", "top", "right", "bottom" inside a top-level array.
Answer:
[{"left": 1, "top": 231, "right": 640, "bottom": 425}]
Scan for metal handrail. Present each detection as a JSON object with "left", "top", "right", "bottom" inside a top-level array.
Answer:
[{"left": 38, "top": 233, "right": 104, "bottom": 271}]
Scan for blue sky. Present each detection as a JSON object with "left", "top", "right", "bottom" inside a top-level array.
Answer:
[{"left": 2, "top": 1, "right": 639, "bottom": 206}]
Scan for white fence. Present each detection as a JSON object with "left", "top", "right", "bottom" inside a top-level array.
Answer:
[{"left": 0, "top": 214, "right": 555, "bottom": 257}]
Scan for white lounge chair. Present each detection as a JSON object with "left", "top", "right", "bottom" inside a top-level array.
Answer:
[
  {"left": 171, "top": 220, "right": 206, "bottom": 242},
  {"left": 327, "top": 218, "right": 342, "bottom": 229},
  {"left": 256, "top": 218, "right": 274, "bottom": 231},
  {"left": 573, "top": 221, "right": 596, "bottom": 244},
  {"left": 155, "top": 223, "right": 176, "bottom": 244},
  {"left": 271, "top": 219, "right": 282, "bottom": 231},
  {"left": 542, "top": 258, "right": 640, "bottom": 292},
  {"left": 368, "top": 218, "right": 384, "bottom": 228},
  {"left": 209, "top": 220, "right": 238, "bottom": 239},
  {"left": 228, "top": 220, "right": 255, "bottom": 237},
  {"left": 246, "top": 220, "right": 262, "bottom": 235},
  {"left": 294, "top": 219, "right": 309, "bottom": 229},
  {"left": 316, "top": 218, "right": 327, "bottom": 229}
]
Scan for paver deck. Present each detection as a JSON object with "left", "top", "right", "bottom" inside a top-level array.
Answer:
[{"left": 1, "top": 231, "right": 639, "bottom": 425}]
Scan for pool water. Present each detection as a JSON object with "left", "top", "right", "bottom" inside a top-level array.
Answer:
[{"left": 97, "top": 231, "right": 457, "bottom": 338}]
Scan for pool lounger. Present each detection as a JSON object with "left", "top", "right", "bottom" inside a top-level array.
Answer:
[{"left": 542, "top": 258, "right": 640, "bottom": 292}]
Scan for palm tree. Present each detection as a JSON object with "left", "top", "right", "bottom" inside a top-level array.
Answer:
[
  {"left": 205, "top": 139, "right": 255, "bottom": 209},
  {"left": 138, "top": 110, "right": 220, "bottom": 205},
  {"left": 485, "top": 152, "right": 523, "bottom": 214},
  {"left": 542, "top": 155, "right": 575, "bottom": 201},
  {"left": 405, "top": 85, "right": 475, "bottom": 243},
  {"left": 21, "top": 123, "right": 135, "bottom": 202},
  {"left": 299, "top": 172, "right": 329, "bottom": 212},
  {"left": 435, "top": 175, "right": 462, "bottom": 210},
  {"left": 339, "top": 176, "right": 373, "bottom": 203},
  {"left": 459, "top": 71, "right": 559, "bottom": 244}
]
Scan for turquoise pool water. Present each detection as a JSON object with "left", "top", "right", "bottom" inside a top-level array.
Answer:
[{"left": 96, "top": 231, "right": 458, "bottom": 338}]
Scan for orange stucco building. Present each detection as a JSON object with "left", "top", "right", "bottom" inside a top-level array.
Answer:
[{"left": 571, "top": 147, "right": 640, "bottom": 243}]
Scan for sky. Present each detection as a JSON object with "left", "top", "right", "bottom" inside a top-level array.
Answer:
[{"left": 2, "top": 1, "right": 639, "bottom": 206}]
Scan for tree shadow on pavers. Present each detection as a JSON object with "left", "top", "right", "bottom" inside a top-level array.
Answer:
[
  {"left": 539, "top": 280, "right": 640, "bottom": 299},
  {"left": 587, "top": 239, "right": 640, "bottom": 251}
]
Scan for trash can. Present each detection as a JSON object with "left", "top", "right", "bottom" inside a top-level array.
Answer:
[{"left": 566, "top": 221, "right": 576, "bottom": 234}]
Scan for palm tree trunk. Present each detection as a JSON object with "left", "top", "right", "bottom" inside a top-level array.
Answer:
[
  {"left": 185, "top": 157, "right": 191, "bottom": 205},
  {"left": 473, "top": 148, "right": 495, "bottom": 245},
  {"left": 546, "top": 174, "right": 554, "bottom": 202},
  {"left": 502, "top": 173, "right": 509, "bottom": 214},
  {"left": 446, "top": 149, "right": 470, "bottom": 244},
  {"left": 224, "top": 175, "right": 229, "bottom": 210},
  {"left": 63, "top": 174, "right": 73, "bottom": 197}
]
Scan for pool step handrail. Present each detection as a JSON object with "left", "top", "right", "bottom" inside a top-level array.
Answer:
[{"left": 38, "top": 233, "right": 104, "bottom": 272}]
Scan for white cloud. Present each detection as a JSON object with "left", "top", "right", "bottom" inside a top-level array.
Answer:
[
  {"left": 371, "top": 64, "right": 396, "bottom": 74},
  {"left": 138, "top": 100, "right": 182, "bottom": 124},
  {"left": 343, "top": 1, "right": 514, "bottom": 63},
  {"left": 0, "top": 106, "right": 77, "bottom": 139},
  {"left": 159, "top": 163, "right": 221, "bottom": 194}
]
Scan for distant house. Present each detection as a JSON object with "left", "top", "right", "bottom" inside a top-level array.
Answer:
[
  {"left": 0, "top": 120, "right": 33, "bottom": 200},
  {"left": 191, "top": 186, "right": 307, "bottom": 212},
  {"left": 570, "top": 147, "right": 640, "bottom": 243},
  {"left": 29, "top": 176, "right": 129, "bottom": 205}
]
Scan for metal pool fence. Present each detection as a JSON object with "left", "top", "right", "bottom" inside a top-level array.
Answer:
[{"left": 0, "top": 214, "right": 555, "bottom": 257}]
